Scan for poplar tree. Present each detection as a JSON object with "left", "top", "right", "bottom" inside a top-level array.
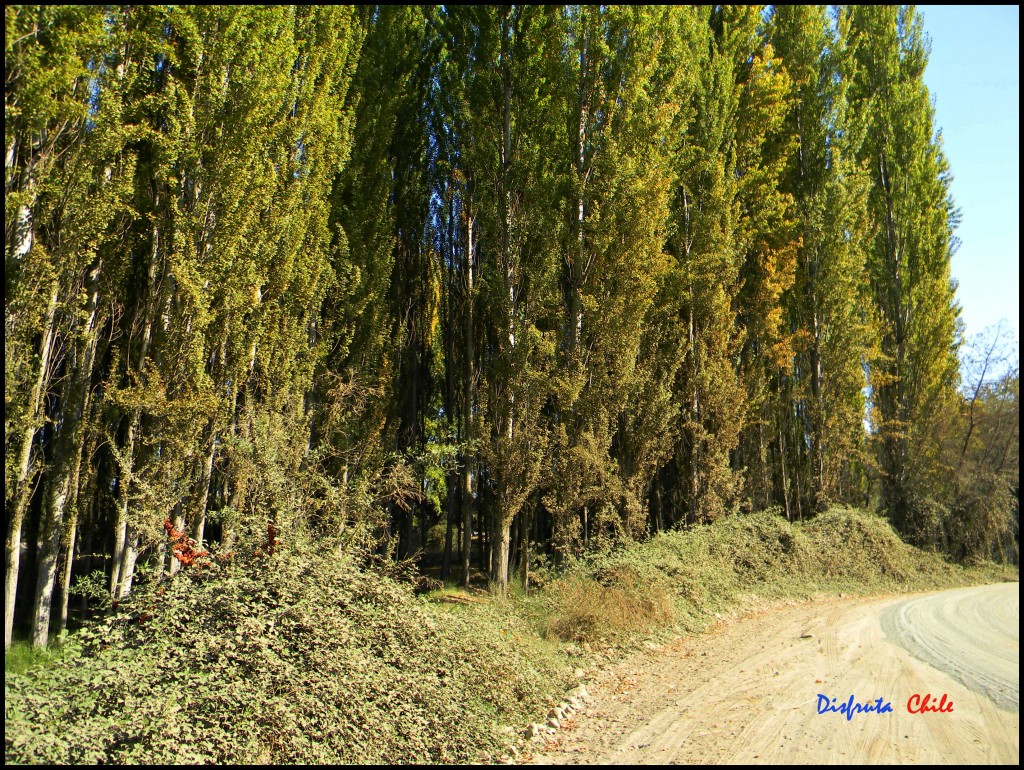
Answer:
[
  {"left": 845, "top": 5, "right": 961, "bottom": 544},
  {"left": 5, "top": 5, "right": 127, "bottom": 648},
  {"left": 767, "top": 5, "right": 873, "bottom": 515},
  {"left": 727, "top": 6, "right": 799, "bottom": 518},
  {"left": 610, "top": 7, "right": 705, "bottom": 535},
  {"left": 545, "top": 6, "right": 695, "bottom": 554},
  {"left": 430, "top": 6, "right": 564, "bottom": 591},
  {"left": 323, "top": 5, "right": 430, "bottom": 559},
  {"left": 7, "top": 5, "right": 1008, "bottom": 648},
  {"left": 430, "top": 6, "right": 489, "bottom": 586},
  {"left": 659, "top": 6, "right": 762, "bottom": 525},
  {"left": 6, "top": 6, "right": 363, "bottom": 646},
  {"left": 471, "top": 6, "right": 563, "bottom": 592}
]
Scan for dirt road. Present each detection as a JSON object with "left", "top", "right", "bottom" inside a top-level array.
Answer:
[{"left": 528, "top": 583, "right": 1018, "bottom": 764}]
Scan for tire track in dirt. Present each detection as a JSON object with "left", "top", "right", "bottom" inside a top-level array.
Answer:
[
  {"left": 881, "top": 583, "right": 1018, "bottom": 712},
  {"left": 527, "top": 584, "right": 1018, "bottom": 765}
]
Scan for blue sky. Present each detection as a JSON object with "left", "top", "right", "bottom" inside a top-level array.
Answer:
[{"left": 918, "top": 5, "right": 1019, "bottom": 346}]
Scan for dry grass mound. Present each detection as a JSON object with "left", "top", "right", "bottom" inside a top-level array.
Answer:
[{"left": 543, "top": 506, "right": 1015, "bottom": 642}]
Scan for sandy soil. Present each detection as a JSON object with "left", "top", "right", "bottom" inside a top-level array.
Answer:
[{"left": 527, "top": 583, "right": 1019, "bottom": 765}]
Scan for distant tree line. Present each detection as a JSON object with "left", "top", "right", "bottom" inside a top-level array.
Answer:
[{"left": 5, "top": 5, "right": 1018, "bottom": 648}]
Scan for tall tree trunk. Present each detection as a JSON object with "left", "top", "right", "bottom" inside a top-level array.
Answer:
[
  {"left": 490, "top": 17, "right": 518, "bottom": 597},
  {"left": 57, "top": 377, "right": 99, "bottom": 635},
  {"left": 5, "top": 284, "right": 58, "bottom": 650},
  {"left": 31, "top": 260, "right": 103, "bottom": 646},
  {"left": 116, "top": 537, "right": 140, "bottom": 600},
  {"left": 568, "top": 26, "right": 589, "bottom": 357},
  {"left": 441, "top": 255, "right": 458, "bottom": 582},
  {"left": 809, "top": 306, "right": 825, "bottom": 509},
  {"left": 687, "top": 292, "right": 700, "bottom": 519},
  {"left": 777, "top": 424, "right": 791, "bottom": 522},
  {"left": 460, "top": 210, "right": 476, "bottom": 588},
  {"left": 31, "top": 470, "right": 71, "bottom": 647},
  {"left": 190, "top": 428, "right": 217, "bottom": 546},
  {"left": 111, "top": 224, "right": 161, "bottom": 597},
  {"left": 7, "top": 149, "right": 38, "bottom": 261},
  {"left": 55, "top": 524, "right": 77, "bottom": 635},
  {"left": 167, "top": 505, "right": 185, "bottom": 577},
  {"left": 58, "top": 436, "right": 94, "bottom": 634},
  {"left": 490, "top": 524, "right": 511, "bottom": 596},
  {"left": 77, "top": 524, "right": 93, "bottom": 621},
  {"left": 442, "top": 480, "right": 455, "bottom": 582},
  {"left": 518, "top": 506, "right": 530, "bottom": 592}
]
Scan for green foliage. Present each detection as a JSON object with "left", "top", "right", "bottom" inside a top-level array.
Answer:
[
  {"left": 4, "top": 640, "right": 69, "bottom": 678},
  {"left": 764, "top": 5, "right": 875, "bottom": 515},
  {"left": 5, "top": 544, "right": 570, "bottom": 764},
  {"left": 545, "top": 6, "right": 708, "bottom": 551},
  {"left": 4, "top": 0, "right": 1002, "bottom": 673},
  {"left": 929, "top": 329, "right": 1019, "bottom": 562},
  {"left": 845, "top": 6, "right": 963, "bottom": 542}
]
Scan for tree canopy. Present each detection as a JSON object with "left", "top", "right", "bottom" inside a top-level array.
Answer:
[{"left": 5, "top": 5, "right": 1016, "bottom": 649}]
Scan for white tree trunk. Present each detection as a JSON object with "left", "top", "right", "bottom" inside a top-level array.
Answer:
[{"left": 5, "top": 284, "right": 58, "bottom": 650}]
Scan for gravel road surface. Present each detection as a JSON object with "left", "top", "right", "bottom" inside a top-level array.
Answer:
[{"left": 528, "top": 583, "right": 1019, "bottom": 764}]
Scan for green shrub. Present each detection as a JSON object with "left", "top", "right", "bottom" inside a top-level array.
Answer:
[{"left": 5, "top": 547, "right": 569, "bottom": 764}]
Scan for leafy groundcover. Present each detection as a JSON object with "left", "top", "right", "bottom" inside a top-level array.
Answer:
[{"left": 5, "top": 548, "right": 569, "bottom": 764}]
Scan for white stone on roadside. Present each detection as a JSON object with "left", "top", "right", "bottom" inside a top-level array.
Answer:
[{"left": 548, "top": 718, "right": 561, "bottom": 729}]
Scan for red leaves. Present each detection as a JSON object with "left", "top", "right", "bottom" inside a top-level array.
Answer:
[
  {"left": 163, "top": 518, "right": 209, "bottom": 567},
  {"left": 255, "top": 523, "right": 280, "bottom": 558},
  {"left": 266, "top": 523, "right": 278, "bottom": 556},
  {"left": 134, "top": 521, "right": 210, "bottom": 624},
  {"left": 162, "top": 518, "right": 277, "bottom": 563},
  {"left": 162, "top": 518, "right": 184, "bottom": 541}
]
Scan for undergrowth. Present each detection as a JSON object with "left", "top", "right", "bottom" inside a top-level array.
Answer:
[
  {"left": 540, "top": 506, "right": 1016, "bottom": 642},
  {"left": 5, "top": 506, "right": 1015, "bottom": 764},
  {"left": 4, "top": 640, "right": 69, "bottom": 677},
  {"left": 5, "top": 548, "right": 570, "bottom": 764}
]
